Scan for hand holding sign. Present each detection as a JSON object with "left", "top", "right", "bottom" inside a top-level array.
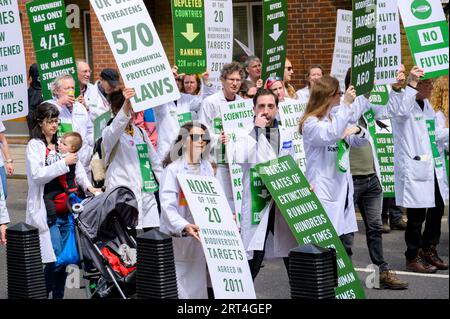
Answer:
[
  {"left": 122, "top": 88, "right": 136, "bottom": 115},
  {"left": 343, "top": 85, "right": 357, "bottom": 106},
  {"left": 392, "top": 64, "right": 407, "bottom": 90},
  {"left": 408, "top": 66, "right": 425, "bottom": 88},
  {"left": 184, "top": 223, "right": 201, "bottom": 241}
]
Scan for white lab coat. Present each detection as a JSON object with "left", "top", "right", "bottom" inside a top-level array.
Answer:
[
  {"left": 159, "top": 157, "right": 215, "bottom": 299},
  {"left": 387, "top": 87, "right": 449, "bottom": 208},
  {"left": 102, "top": 107, "right": 162, "bottom": 229},
  {"left": 0, "top": 177, "right": 9, "bottom": 225},
  {"left": 303, "top": 104, "right": 369, "bottom": 236},
  {"left": 233, "top": 125, "right": 298, "bottom": 258},
  {"left": 48, "top": 100, "right": 94, "bottom": 175},
  {"left": 199, "top": 91, "right": 243, "bottom": 212},
  {"left": 25, "top": 139, "right": 92, "bottom": 263},
  {"left": 154, "top": 85, "right": 216, "bottom": 161},
  {"left": 296, "top": 87, "right": 310, "bottom": 102}
]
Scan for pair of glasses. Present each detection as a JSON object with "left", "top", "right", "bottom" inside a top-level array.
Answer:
[
  {"left": 226, "top": 78, "right": 241, "bottom": 83},
  {"left": 335, "top": 91, "right": 344, "bottom": 97},
  {"left": 285, "top": 67, "right": 293, "bottom": 71},
  {"left": 190, "top": 134, "right": 210, "bottom": 143}
]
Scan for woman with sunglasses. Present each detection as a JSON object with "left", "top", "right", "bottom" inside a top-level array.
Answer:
[
  {"left": 154, "top": 66, "right": 215, "bottom": 161},
  {"left": 26, "top": 102, "right": 94, "bottom": 298},
  {"left": 284, "top": 58, "right": 298, "bottom": 100},
  {"left": 159, "top": 122, "right": 214, "bottom": 299},
  {"left": 299, "top": 75, "right": 368, "bottom": 257}
]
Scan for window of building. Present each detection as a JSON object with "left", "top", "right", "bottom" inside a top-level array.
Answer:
[{"left": 233, "top": 2, "right": 263, "bottom": 62}]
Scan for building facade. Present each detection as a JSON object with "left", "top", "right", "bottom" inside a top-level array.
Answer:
[{"left": 5, "top": 0, "right": 449, "bottom": 136}]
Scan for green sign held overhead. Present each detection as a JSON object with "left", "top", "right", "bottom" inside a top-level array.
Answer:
[
  {"left": 26, "top": 0, "right": 79, "bottom": 100},
  {"left": 255, "top": 156, "right": 365, "bottom": 299},
  {"left": 398, "top": 0, "right": 449, "bottom": 79},
  {"left": 171, "top": 0, "right": 207, "bottom": 74},
  {"left": 261, "top": 0, "right": 288, "bottom": 82},
  {"left": 351, "top": 0, "right": 377, "bottom": 96}
]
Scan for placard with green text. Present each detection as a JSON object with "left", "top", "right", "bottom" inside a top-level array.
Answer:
[
  {"left": 352, "top": 0, "right": 377, "bottom": 95},
  {"left": 26, "top": 0, "right": 79, "bottom": 100},
  {"left": 171, "top": 0, "right": 207, "bottom": 74},
  {"left": 255, "top": 156, "right": 365, "bottom": 299}
]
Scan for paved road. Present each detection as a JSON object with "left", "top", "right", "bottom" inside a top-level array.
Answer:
[{"left": 1, "top": 179, "right": 448, "bottom": 299}]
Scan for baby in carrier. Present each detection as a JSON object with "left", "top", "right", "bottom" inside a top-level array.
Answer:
[{"left": 44, "top": 132, "right": 83, "bottom": 216}]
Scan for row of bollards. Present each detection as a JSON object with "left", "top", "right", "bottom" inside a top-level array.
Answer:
[{"left": 6, "top": 223, "right": 337, "bottom": 299}]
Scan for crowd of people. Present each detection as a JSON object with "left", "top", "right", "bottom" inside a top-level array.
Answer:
[{"left": 0, "top": 56, "right": 448, "bottom": 299}]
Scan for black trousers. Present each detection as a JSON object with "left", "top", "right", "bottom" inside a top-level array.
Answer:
[
  {"left": 248, "top": 206, "right": 290, "bottom": 280},
  {"left": 405, "top": 176, "right": 445, "bottom": 260}
]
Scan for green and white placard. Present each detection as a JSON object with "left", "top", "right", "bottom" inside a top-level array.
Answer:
[
  {"left": 398, "top": 0, "right": 449, "bottom": 79},
  {"left": 375, "top": 0, "right": 401, "bottom": 85},
  {"left": 171, "top": 0, "right": 207, "bottom": 74},
  {"left": 220, "top": 99, "right": 255, "bottom": 224},
  {"left": 331, "top": 10, "right": 353, "bottom": 92},
  {"left": 352, "top": 0, "right": 377, "bottom": 95},
  {"left": 261, "top": 0, "right": 288, "bottom": 82},
  {"left": 0, "top": 0, "right": 28, "bottom": 121},
  {"left": 177, "top": 174, "right": 256, "bottom": 299},
  {"left": 255, "top": 156, "right": 365, "bottom": 299},
  {"left": 93, "top": 110, "right": 111, "bottom": 142},
  {"left": 90, "top": 0, "right": 180, "bottom": 112},
  {"left": 26, "top": 0, "right": 79, "bottom": 100},
  {"left": 278, "top": 99, "right": 308, "bottom": 173},
  {"left": 364, "top": 94, "right": 395, "bottom": 198},
  {"left": 205, "top": 0, "right": 233, "bottom": 91}
]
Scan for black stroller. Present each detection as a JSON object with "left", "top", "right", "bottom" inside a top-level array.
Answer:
[{"left": 73, "top": 186, "right": 139, "bottom": 299}]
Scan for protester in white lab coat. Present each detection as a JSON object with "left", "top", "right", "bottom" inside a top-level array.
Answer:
[
  {"left": 159, "top": 122, "right": 214, "bottom": 299},
  {"left": 245, "top": 56, "right": 262, "bottom": 86},
  {"left": 386, "top": 67, "right": 449, "bottom": 273},
  {"left": 47, "top": 74, "right": 94, "bottom": 175},
  {"left": 102, "top": 88, "right": 161, "bottom": 231},
  {"left": 233, "top": 89, "right": 297, "bottom": 280},
  {"left": 284, "top": 58, "right": 298, "bottom": 100},
  {"left": 299, "top": 75, "right": 369, "bottom": 256},
  {"left": 154, "top": 68, "right": 215, "bottom": 161},
  {"left": 296, "top": 64, "right": 324, "bottom": 102},
  {"left": 199, "top": 62, "right": 246, "bottom": 213},
  {"left": 265, "top": 77, "right": 296, "bottom": 103},
  {"left": 86, "top": 68, "right": 121, "bottom": 123},
  {"left": 26, "top": 102, "right": 94, "bottom": 298}
]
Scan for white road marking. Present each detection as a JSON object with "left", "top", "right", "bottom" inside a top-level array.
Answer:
[{"left": 355, "top": 268, "right": 449, "bottom": 279}]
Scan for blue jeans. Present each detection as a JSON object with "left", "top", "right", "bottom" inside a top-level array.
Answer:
[
  {"left": 0, "top": 166, "right": 7, "bottom": 199},
  {"left": 353, "top": 175, "right": 389, "bottom": 272},
  {"left": 44, "top": 214, "right": 70, "bottom": 299}
]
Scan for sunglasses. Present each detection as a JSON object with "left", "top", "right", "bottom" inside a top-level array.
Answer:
[
  {"left": 285, "top": 66, "right": 293, "bottom": 71},
  {"left": 189, "top": 134, "right": 210, "bottom": 143}
]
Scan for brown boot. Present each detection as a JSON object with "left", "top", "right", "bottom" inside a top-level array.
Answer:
[
  {"left": 406, "top": 254, "right": 437, "bottom": 273},
  {"left": 422, "top": 246, "right": 449, "bottom": 270},
  {"left": 379, "top": 270, "right": 409, "bottom": 290}
]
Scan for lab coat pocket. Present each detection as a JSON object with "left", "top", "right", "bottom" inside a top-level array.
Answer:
[{"left": 406, "top": 158, "right": 433, "bottom": 182}]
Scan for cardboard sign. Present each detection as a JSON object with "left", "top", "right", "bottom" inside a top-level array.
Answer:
[
  {"left": 261, "top": 0, "right": 288, "bottom": 82},
  {"left": 26, "top": 0, "right": 79, "bottom": 100},
  {"left": 171, "top": 0, "right": 207, "bottom": 74},
  {"left": 0, "top": 0, "right": 28, "bottom": 121},
  {"left": 220, "top": 99, "right": 255, "bottom": 224},
  {"left": 351, "top": 0, "right": 377, "bottom": 95},
  {"left": 204, "top": 0, "right": 233, "bottom": 91},
  {"left": 90, "top": 0, "right": 180, "bottom": 112},
  {"left": 278, "top": 100, "right": 308, "bottom": 173},
  {"left": 331, "top": 10, "right": 353, "bottom": 92},
  {"left": 255, "top": 156, "right": 366, "bottom": 299},
  {"left": 398, "top": 0, "right": 449, "bottom": 79},
  {"left": 375, "top": 0, "right": 401, "bottom": 85},
  {"left": 177, "top": 174, "right": 256, "bottom": 299}
]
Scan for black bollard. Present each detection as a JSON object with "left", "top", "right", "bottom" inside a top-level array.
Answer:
[
  {"left": 6, "top": 223, "right": 47, "bottom": 299},
  {"left": 288, "top": 243, "right": 338, "bottom": 299},
  {"left": 136, "top": 229, "right": 178, "bottom": 299}
]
